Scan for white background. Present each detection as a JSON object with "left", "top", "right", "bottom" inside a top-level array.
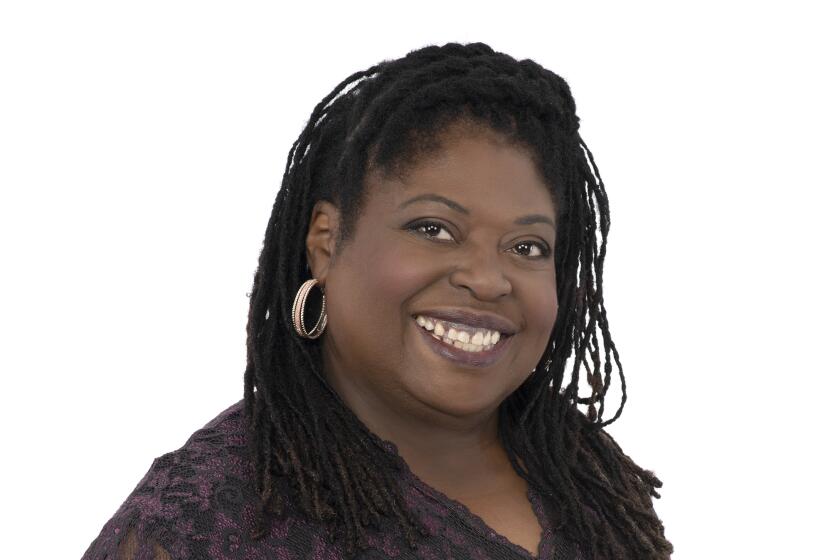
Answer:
[{"left": 1, "top": 1, "right": 837, "bottom": 558}]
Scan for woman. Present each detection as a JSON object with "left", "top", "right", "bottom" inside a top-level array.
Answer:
[{"left": 82, "top": 42, "right": 672, "bottom": 560}]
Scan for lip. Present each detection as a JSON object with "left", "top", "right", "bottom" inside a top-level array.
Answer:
[
  {"left": 413, "top": 319, "right": 513, "bottom": 368},
  {"left": 411, "top": 309, "right": 518, "bottom": 335}
]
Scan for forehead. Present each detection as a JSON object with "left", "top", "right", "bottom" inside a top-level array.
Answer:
[{"left": 365, "top": 128, "right": 556, "bottom": 219}]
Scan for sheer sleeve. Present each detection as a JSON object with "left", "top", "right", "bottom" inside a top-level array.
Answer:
[
  {"left": 80, "top": 450, "right": 217, "bottom": 560},
  {"left": 80, "top": 483, "right": 181, "bottom": 560},
  {"left": 81, "top": 504, "right": 178, "bottom": 560},
  {"left": 80, "top": 453, "right": 182, "bottom": 560},
  {"left": 81, "top": 402, "right": 257, "bottom": 560},
  {"left": 114, "top": 527, "right": 172, "bottom": 560}
]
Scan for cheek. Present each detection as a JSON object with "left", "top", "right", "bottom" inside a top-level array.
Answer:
[
  {"left": 348, "top": 238, "right": 438, "bottom": 328},
  {"left": 524, "top": 272, "right": 559, "bottom": 342}
]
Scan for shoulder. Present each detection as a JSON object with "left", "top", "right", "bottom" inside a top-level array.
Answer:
[
  {"left": 150, "top": 399, "right": 250, "bottom": 478},
  {"left": 82, "top": 400, "right": 258, "bottom": 560}
]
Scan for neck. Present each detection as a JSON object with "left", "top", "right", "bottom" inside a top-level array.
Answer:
[{"left": 322, "top": 363, "right": 514, "bottom": 495}]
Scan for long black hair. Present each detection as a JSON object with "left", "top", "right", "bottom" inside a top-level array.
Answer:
[{"left": 244, "top": 42, "right": 672, "bottom": 559}]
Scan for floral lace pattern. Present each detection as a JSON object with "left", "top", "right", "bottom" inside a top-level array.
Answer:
[{"left": 81, "top": 401, "right": 580, "bottom": 559}]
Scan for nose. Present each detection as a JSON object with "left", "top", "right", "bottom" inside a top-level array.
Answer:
[{"left": 449, "top": 244, "right": 513, "bottom": 301}]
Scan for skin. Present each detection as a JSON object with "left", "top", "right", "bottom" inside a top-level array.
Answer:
[{"left": 305, "top": 124, "right": 558, "bottom": 555}]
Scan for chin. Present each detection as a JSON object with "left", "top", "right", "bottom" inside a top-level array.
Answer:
[{"left": 411, "top": 378, "right": 510, "bottom": 420}]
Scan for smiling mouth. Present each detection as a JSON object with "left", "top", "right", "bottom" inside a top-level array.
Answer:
[{"left": 412, "top": 315, "right": 513, "bottom": 367}]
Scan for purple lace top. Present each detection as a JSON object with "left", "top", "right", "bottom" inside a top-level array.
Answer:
[{"left": 81, "top": 401, "right": 581, "bottom": 559}]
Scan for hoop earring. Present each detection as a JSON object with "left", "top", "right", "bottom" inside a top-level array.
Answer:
[{"left": 292, "top": 278, "right": 327, "bottom": 339}]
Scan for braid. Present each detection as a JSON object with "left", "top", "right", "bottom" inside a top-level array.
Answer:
[{"left": 244, "top": 42, "right": 672, "bottom": 558}]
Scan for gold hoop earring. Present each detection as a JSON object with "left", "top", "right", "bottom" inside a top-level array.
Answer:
[{"left": 292, "top": 278, "right": 327, "bottom": 339}]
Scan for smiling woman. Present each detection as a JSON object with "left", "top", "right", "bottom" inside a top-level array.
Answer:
[
  {"left": 82, "top": 42, "right": 673, "bottom": 560},
  {"left": 316, "top": 126, "right": 559, "bottom": 426}
]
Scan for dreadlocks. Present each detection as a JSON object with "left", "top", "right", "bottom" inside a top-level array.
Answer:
[{"left": 244, "top": 42, "right": 672, "bottom": 559}]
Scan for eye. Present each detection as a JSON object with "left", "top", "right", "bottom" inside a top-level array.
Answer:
[
  {"left": 408, "top": 220, "right": 455, "bottom": 242},
  {"left": 510, "top": 240, "right": 551, "bottom": 259}
]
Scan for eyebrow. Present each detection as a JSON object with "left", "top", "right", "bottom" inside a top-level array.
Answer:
[
  {"left": 514, "top": 214, "right": 556, "bottom": 228},
  {"left": 399, "top": 193, "right": 468, "bottom": 214},
  {"left": 398, "top": 193, "right": 556, "bottom": 229}
]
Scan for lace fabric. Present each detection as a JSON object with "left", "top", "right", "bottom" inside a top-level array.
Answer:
[
  {"left": 81, "top": 401, "right": 579, "bottom": 560},
  {"left": 115, "top": 528, "right": 171, "bottom": 560}
]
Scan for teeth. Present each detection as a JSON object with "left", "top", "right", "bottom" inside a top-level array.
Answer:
[{"left": 413, "top": 315, "right": 504, "bottom": 353}]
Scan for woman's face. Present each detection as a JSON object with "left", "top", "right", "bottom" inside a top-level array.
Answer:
[{"left": 307, "top": 126, "right": 558, "bottom": 426}]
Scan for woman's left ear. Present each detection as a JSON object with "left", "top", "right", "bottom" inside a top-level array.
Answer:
[{"left": 305, "top": 200, "right": 341, "bottom": 291}]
